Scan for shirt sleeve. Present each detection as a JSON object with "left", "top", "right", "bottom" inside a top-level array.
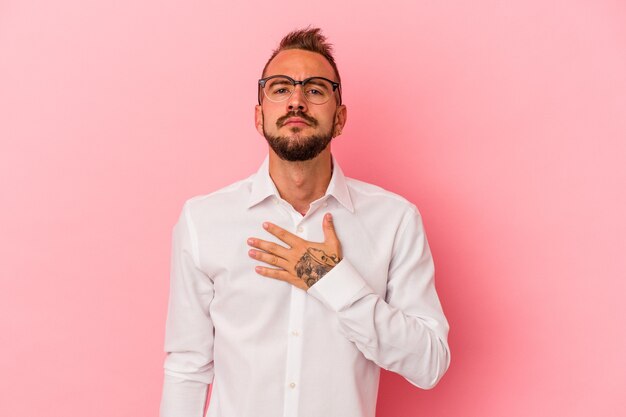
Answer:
[
  {"left": 160, "top": 202, "right": 215, "bottom": 417},
  {"left": 306, "top": 205, "right": 451, "bottom": 389}
]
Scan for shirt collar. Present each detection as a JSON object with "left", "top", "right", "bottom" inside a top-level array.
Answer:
[{"left": 246, "top": 154, "right": 354, "bottom": 213}]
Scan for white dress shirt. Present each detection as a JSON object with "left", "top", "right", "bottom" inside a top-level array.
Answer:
[{"left": 160, "top": 154, "right": 450, "bottom": 417}]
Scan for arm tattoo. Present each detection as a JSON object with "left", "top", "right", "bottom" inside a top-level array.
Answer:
[{"left": 295, "top": 247, "right": 341, "bottom": 288}]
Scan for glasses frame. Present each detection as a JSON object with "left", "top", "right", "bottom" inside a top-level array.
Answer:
[{"left": 258, "top": 75, "right": 342, "bottom": 106}]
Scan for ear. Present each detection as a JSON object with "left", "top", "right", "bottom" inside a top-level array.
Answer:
[
  {"left": 254, "top": 105, "right": 264, "bottom": 136},
  {"left": 333, "top": 104, "right": 347, "bottom": 137}
]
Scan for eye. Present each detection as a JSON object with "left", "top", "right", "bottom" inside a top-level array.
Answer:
[
  {"left": 270, "top": 85, "right": 293, "bottom": 96},
  {"left": 303, "top": 79, "right": 331, "bottom": 98}
]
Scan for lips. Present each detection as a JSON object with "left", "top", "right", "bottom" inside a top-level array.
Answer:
[
  {"left": 283, "top": 117, "right": 310, "bottom": 126},
  {"left": 277, "top": 112, "right": 317, "bottom": 128}
]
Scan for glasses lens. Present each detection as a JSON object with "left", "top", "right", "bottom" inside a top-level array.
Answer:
[
  {"left": 303, "top": 78, "right": 333, "bottom": 105},
  {"left": 263, "top": 76, "right": 294, "bottom": 102}
]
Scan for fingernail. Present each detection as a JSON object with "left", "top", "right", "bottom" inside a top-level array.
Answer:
[
  {"left": 247, "top": 238, "right": 254, "bottom": 245},
  {"left": 326, "top": 213, "right": 332, "bottom": 220},
  {"left": 263, "top": 222, "right": 269, "bottom": 229}
]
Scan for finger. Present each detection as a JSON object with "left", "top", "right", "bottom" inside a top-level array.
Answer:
[
  {"left": 249, "top": 249, "right": 290, "bottom": 270},
  {"left": 254, "top": 265, "right": 291, "bottom": 281},
  {"left": 255, "top": 266, "right": 308, "bottom": 291},
  {"left": 263, "top": 222, "right": 300, "bottom": 247},
  {"left": 247, "top": 237, "right": 290, "bottom": 259}
]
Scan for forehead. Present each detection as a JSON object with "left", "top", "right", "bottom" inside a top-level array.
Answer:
[{"left": 265, "top": 49, "right": 336, "bottom": 80}]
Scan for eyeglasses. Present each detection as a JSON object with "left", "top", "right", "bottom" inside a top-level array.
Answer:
[{"left": 258, "top": 75, "right": 341, "bottom": 106}]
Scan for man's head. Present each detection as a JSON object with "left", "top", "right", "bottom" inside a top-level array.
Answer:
[{"left": 255, "top": 27, "right": 347, "bottom": 162}]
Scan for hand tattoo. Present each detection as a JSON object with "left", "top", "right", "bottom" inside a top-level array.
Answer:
[{"left": 295, "top": 247, "right": 341, "bottom": 288}]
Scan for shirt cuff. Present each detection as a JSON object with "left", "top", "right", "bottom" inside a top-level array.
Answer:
[{"left": 307, "top": 258, "right": 373, "bottom": 312}]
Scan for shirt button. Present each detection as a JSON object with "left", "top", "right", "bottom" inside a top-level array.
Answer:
[
  {"left": 289, "top": 382, "right": 296, "bottom": 389},
  {"left": 297, "top": 226, "right": 304, "bottom": 233},
  {"left": 323, "top": 202, "right": 328, "bottom": 207},
  {"left": 273, "top": 198, "right": 278, "bottom": 205},
  {"left": 291, "top": 330, "right": 299, "bottom": 336}
]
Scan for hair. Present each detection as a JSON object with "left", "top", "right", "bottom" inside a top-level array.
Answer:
[{"left": 261, "top": 27, "right": 341, "bottom": 84}]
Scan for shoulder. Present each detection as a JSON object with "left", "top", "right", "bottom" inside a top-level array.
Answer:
[
  {"left": 345, "top": 176, "right": 420, "bottom": 217},
  {"left": 181, "top": 174, "right": 255, "bottom": 218}
]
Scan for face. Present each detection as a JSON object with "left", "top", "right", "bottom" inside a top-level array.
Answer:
[{"left": 255, "top": 49, "right": 347, "bottom": 162}]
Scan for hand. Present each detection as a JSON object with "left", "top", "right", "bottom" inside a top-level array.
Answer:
[{"left": 247, "top": 213, "right": 342, "bottom": 291}]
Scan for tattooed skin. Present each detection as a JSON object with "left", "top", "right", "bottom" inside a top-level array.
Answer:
[{"left": 295, "top": 247, "right": 341, "bottom": 288}]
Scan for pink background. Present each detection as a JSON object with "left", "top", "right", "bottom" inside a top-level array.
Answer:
[{"left": 1, "top": 1, "right": 625, "bottom": 416}]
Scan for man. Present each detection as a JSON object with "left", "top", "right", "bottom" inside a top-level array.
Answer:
[{"left": 160, "top": 27, "right": 450, "bottom": 417}]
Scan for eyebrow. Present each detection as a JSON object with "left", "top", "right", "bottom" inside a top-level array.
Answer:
[
  {"left": 268, "top": 79, "right": 292, "bottom": 87},
  {"left": 305, "top": 79, "right": 330, "bottom": 89}
]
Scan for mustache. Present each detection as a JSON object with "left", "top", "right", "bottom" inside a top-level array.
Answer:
[{"left": 277, "top": 111, "right": 318, "bottom": 127}]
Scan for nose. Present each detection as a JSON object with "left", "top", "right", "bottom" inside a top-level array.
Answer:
[{"left": 287, "top": 84, "right": 308, "bottom": 112}]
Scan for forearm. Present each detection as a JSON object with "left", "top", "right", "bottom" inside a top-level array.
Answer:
[
  {"left": 336, "top": 280, "right": 449, "bottom": 388},
  {"left": 308, "top": 258, "right": 450, "bottom": 389}
]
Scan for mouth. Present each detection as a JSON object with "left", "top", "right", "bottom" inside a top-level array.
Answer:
[
  {"left": 277, "top": 111, "right": 318, "bottom": 128},
  {"left": 282, "top": 118, "right": 310, "bottom": 127}
]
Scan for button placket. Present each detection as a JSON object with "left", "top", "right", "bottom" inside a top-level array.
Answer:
[{"left": 282, "top": 273, "right": 306, "bottom": 417}]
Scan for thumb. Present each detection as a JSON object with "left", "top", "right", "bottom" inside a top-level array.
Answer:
[{"left": 323, "top": 212, "right": 338, "bottom": 243}]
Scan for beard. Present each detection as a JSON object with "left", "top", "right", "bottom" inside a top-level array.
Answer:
[{"left": 262, "top": 111, "right": 335, "bottom": 162}]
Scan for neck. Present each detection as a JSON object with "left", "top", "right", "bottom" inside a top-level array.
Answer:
[{"left": 268, "top": 148, "right": 333, "bottom": 216}]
